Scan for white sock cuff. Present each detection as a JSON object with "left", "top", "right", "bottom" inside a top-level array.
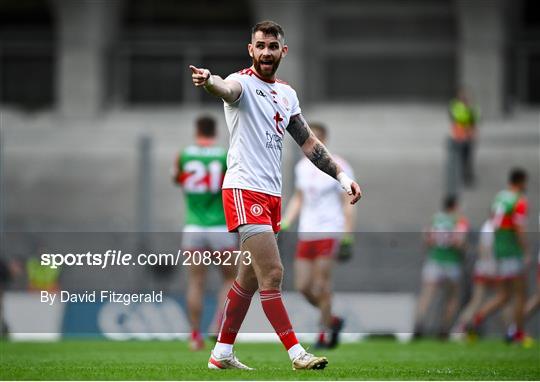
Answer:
[
  {"left": 287, "top": 343, "right": 305, "bottom": 361},
  {"left": 213, "top": 342, "right": 233, "bottom": 358}
]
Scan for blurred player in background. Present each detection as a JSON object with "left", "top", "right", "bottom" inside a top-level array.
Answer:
[
  {"left": 523, "top": 214, "right": 539, "bottom": 333},
  {"left": 451, "top": 217, "right": 497, "bottom": 337},
  {"left": 413, "top": 195, "right": 469, "bottom": 339},
  {"left": 190, "top": 21, "right": 361, "bottom": 370},
  {"left": 446, "top": 89, "right": 479, "bottom": 194},
  {"left": 173, "top": 115, "right": 238, "bottom": 351},
  {"left": 281, "top": 122, "right": 355, "bottom": 349},
  {"left": 468, "top": 168, "right": 529, "bottom": 343},
  {"left": 524, "top": 258, "right": 540, "bottom": 321},
  {"left": 450, "top": 217, "right": 514, "bottom": 339}
]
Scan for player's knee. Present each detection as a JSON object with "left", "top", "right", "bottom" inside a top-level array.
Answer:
[
  {"left": 189, "top": 274, "right": 205, "bottom": 289},
  {"left": 312, "top": 281, "right": 329, "bottom": 298},
  {"left": 296, "top": 282, "right": 312, "bottom": 297},
  {"left": 498, "top": 289, "right": 511, "bottom": 303},
  {"left": 261, "top": 264, "right": 283, "bottom": 289}
]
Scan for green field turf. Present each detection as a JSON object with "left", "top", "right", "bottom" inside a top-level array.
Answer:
[{"left": 1, "top": 339, "right": 539, "bottom": 380}]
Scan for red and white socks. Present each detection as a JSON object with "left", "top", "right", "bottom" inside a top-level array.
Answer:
[
  {"left": 213, "top": 284, "right": 305, "bottom": 361},
  {"left": 260, "top": 289, "right": 305, "bottom": 360},
  {"left": 213, "top": 281, "right": 255, "bottom": 357}
]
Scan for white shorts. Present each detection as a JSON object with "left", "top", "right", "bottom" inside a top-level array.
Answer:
[
  {"left": 495, "top": 257, "right": 524, "bottom": 280},
  {"left": 473, "top": 258, "right": 497, "bottom": 280},
  {"left": 182, "top": 225, "right": 238, "bottom": 251},
  {"left": 422, "top": 260, "right": 462, "bottom": 283}
]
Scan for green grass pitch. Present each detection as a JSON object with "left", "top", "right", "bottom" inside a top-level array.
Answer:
[{"left": 1, "top": 339, "right": 539, "bottom": 380}]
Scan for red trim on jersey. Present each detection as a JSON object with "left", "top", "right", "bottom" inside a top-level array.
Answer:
[
  {"left": 496, "top": 196, "right": 528, "bottom": 229},
  {"left": 173, "top": 154, "right": 183, "bottom": 185},
  {"left": 177, "top": 171, "right": 189, "bottom": 185},
  {"left": 456, "top": 216, "right": 469, "bottom": 232},
  {"left": 473, "top": 275, "right": 498, "bottom": 285},
  {"left": 237, "top": 67, "right": 274, "bottom": 83},
  {"left": 195, "top": 137, "right": 216, "bottom": 147},
  {"left": 496, "top": 273, "right": 525, "bottom": 282},
  {"left": 222, "top": 188, "right": 281, "bottom": 233}
]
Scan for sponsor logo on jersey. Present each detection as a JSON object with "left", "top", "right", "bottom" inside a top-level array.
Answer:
[
  {"left": 250, "top": 204, "right": 263, "bottom": 216},
  {"left": 265, "top": 131, "right": 283, "bottom": 151},
  {"left": 256, "top": 89, "right": 266, "bottom": 98}
]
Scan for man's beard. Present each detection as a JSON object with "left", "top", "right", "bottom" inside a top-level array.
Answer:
[{"left": 253, "top": 55, "right": 281, "bottom": 78}]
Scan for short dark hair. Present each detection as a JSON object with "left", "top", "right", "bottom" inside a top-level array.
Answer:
[
  {"left": 196, "top": 115, "right": 216, "bottom": 137},
  {"left": 509, "top": 167, "right": 527, "bottom": 185},
  {"left": 309, "top": 122, "right": 327, "bottom": 140},
  {"left": 251, "top": 20, "right": 285, "bottom": 41},
  {"left": 443, "top": 194, "right": 458, "bottom": 210}
]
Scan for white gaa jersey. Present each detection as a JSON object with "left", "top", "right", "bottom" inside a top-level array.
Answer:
[
  {"left": 295, "top": 156, "right": 353, "bottom": 239},
  {"left": 222, "top": 67, "right": 301, "bottom": 197}
]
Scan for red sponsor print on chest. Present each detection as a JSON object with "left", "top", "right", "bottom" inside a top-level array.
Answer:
[{"left": 273, "top": 112, "right": 284, "bottom": 135}]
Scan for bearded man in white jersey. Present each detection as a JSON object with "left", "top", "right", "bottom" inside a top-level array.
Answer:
[{"left": 189, "top": 20, "right": 361, "bottom": 371}]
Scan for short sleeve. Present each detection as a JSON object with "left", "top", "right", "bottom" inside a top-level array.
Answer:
[
  {"left": 290, "top": 88, "right": 301, "bottom": 116},
  {"left": 175, "top": 151, "right": 186, "bottom": 184},
  {"left": 513, "top": 198, "right": 528, "bottom": 227},
  {"left": 455, "top": 216, "right": 469, "bottom": 233},
  {"left": 223, "top": 72, "right": 245, "bottom": 106}
]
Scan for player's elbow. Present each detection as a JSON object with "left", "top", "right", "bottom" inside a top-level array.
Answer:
[{"left": 301, "top": 136, "right": 317, "bottom": 156}]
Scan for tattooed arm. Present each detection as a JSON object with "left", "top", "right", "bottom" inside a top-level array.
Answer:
[{"left": 286, "top": 114, "right": 362, "bottom": 204}]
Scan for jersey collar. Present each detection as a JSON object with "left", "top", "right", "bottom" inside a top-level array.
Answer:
[{"left": 250, "top": 66, "right": 276, "bottom": 84}]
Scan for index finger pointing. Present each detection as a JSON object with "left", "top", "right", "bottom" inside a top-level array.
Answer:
[{"left": 189, "top": 65, "right": 202, "bottom": 74}]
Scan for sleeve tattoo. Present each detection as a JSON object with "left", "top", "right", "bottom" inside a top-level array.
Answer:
[
  {"left": 286, "top": 114, "right": 339, "bottom": 179},
  {"left": 286, "top": 114, "right": 311, "bottom": 146}
]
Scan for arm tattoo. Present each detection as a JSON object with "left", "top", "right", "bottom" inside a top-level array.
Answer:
[
  {"left": 286, "top": 114, "right": 310, "bottom": 146},
  {"left": 308, "top": 143, "right": 339, "bottom": 179},
  {"left": 286, "top": 114, "right": 339, "bottom": 179}
]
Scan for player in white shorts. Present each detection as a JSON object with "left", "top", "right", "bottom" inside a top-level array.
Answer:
[
  {"left": 414, "top": 196, "right": 468, "bottom": 339},
  {"left": 190, "top": 21, "right": 361, "bottom": 370},
  {"left": 451, "top": 219, "right": 500, "bottom": 338},
  {"left": 281, "top": 123, "right": 355, "bottom": 348}
]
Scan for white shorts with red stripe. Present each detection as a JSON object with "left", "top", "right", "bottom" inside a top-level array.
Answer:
[{"left": 222, "top": 188, "right": 281, "bottom": 233}]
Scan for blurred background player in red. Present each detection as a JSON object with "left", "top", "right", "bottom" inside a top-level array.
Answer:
[
  {"left": 468, "top": 168, "right": 529, "bottom": 343},
  {"left": 413, "top": 195, "right": 469, "bottom": 339},
  {"left": 451, "top": 216, "right": 513, "bottom": 338},
  {"left": 173, "top": 115, "right": 238, "bottom": 351},
  {"left": 281, "top": 123, "right": 355, "bottom": 349}
]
